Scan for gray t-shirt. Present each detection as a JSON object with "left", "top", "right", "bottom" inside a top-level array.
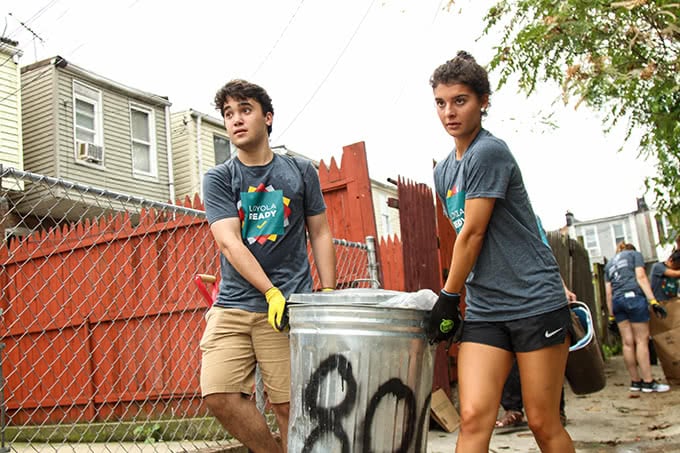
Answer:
[
  {"left": 650, "top": 262, "right": 679, "bottom": 301},
  {"left": 203, "top": 153, "right": 326, "bottom": 312},
  {"left": 433, "top": 129, "right": 566, "bottom": 322},
  {"left": 603, "top": 250, "right": 644, "bottom": 298}
]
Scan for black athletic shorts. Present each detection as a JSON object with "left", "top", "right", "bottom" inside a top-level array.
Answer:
[{"left": 460, "top": 305, "right": 571, "bottom": 353}]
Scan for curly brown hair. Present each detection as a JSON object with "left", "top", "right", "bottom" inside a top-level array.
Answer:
[
  {"left": 430, "top": 51, "right": 491, "bottom": 114},
  {"left": 214, "top": 79, "right": 274, "bottom": 135}
]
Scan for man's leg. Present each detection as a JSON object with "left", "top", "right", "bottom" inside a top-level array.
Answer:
[
  {"left": 200, "top": 309, "right": 279, "bottom": 451},
  {"left": 252, "top": 314, "right": 292, "bottom": 453},
  {"left": 205, "top": 393, "right": 282, "bottom": 453},
  {"left": 271, "top": 402, "right": 290, "bottom": 452}
]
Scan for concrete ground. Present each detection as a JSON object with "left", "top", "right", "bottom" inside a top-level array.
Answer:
[
  {"left": 427, "top": 353, "right": 680, "bottom": 452},
  {"left": 8, "top": 355, "right": 679, "bottom": 453}
]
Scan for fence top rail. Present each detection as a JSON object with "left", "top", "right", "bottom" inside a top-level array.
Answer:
[
  {"left": 0, "top": 166, "right": 206, "bottom": 217},
  {"left": 332, "top": 238, "right": 367, "bottom": 250}
]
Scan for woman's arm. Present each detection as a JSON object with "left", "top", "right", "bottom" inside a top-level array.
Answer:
[
  {"left": 443, "top": 197, "right": 495, "bottom": 293},
  {"left": 635, "top": 266, "right": 656, "bottom": 301}
]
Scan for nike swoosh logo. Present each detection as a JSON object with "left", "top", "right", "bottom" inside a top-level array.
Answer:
[
  {"left": 544, "top": 327, "right": 563, "bottom": 338},
  {"left": 256, "top": 221, "right": 268, "bottom": 229}
]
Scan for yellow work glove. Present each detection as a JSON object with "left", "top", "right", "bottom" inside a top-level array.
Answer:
[
  {"left": 650, "top": 299, "right": 668, "bottom": 319},
  {"left": 265, "top": 287, "right": 288, "bottom": 332}
]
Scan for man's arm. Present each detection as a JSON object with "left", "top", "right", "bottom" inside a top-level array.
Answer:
[
  {"left": 635, "top": 266, "right": 656, "bottom": 301},
  {"left": 443, "top": 197, "right": 495, "bottom": 293},
  {"left": 209, "top": 217, "right": 274, "bottom": 293},
  {"left": 306, "top": 212, "right": 336, "bottom": 290},
  {"left": 663, "top": 267, "right": 680, "bottom": 279}
]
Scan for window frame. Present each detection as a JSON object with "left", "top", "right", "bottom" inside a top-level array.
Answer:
[
  {"left": 611, "top": 222, "right": 628, "bottom": 248},
  {"left": 213, "top": 133, "right": 231, "bottom": 165},
  {"left": 583, "top": 225, "right": 601, "bottom": 259},
  {"left": 72, "top": 80, "right": 104, "bottom": 167},
  {"left": 129, "top": 102, "right": 157, "bottom": 179}
]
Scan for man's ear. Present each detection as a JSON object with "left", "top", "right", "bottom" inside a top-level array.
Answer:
[{"left": 265, "top": 111, "right": 273, "bottom": 127}]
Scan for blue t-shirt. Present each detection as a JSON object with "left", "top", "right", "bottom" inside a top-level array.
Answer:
[
  {"left": 604, "top": 250, "right": 644, "bottom": 298},
  {"left": 203, "top": 153, "right": 326, "bottom": 312},
  {"left": 433, "top": 129, "right": 566, "bottom": 322},
  {"left": 650, "top": 262, "right": 679, "bottom": 301}
]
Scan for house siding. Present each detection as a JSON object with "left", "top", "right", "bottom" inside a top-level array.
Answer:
[
  {"left": 0, "top": 48, "right": 23, "bottom": 179},
  {"left": 200, "top": 120, "right": 228, "bottom": 173},
  {"left": 573, "top": 210, "right": 671, "bottom": 267},
  {"left": 371, "top": 186, "right": 400, "bottom": 239},
  {"left": 55, "top": 70, "right": 171, "bottom": 202},
  {"left": 21, "top": 64, "right": 56, "bottom": 176},
  {"left": 170, "top": 111, "right": 198, "bottom": 202},
  {"left": 171, "top": 111, "right": 229, "bottom": 202}
]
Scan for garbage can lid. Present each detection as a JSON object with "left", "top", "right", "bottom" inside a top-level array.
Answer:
[{"left": 289, "top": 288, "right": 404, "bottom": 306}]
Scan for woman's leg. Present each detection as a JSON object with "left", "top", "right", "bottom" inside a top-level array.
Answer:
[
  {"left": 455, "top": 342, "right": 513, "bottom": 453},
  {"left": 517, "top": 339, "right": 574, "bottom": 453},
  {"left": 618, "top": 321, "right": 641, "bottom": 382},
  {"left": 630, "top": 321, "right": 652, "bottom": 382}
]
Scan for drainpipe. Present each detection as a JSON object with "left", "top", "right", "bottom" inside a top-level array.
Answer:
[
  {"left": 164, "top": 105, "right": 175, "bottom": 203},
  {"left": 196, "top": 114, "right": 204, "bottom": 200}
]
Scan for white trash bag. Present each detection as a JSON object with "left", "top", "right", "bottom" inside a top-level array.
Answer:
[{"left": 378, "top": 288, "right": 438, "bottom": 311}]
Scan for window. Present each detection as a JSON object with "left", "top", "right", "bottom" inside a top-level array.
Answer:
[
  {"left": 213, "top": 134, "right": 231, "bottom": 164},
  {"left": 379, "top": 194, "right": 393, "bottom": 237},
  {"left": 611, "top": 223, "right": 628, "bottom": 248},
  {"left": 657, "top": 215, "right": 676, "bottom": 244},
  {"left": 583, "top": 226, "right": 600, "bottom": 258},
  {"left": 73, "top": 81, "right": 104, "bottom": 163},
  {"left": 130, "top": 104, "right": 156, "bottom": 176}
]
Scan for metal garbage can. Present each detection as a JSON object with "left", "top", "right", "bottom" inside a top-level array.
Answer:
[{"left": 287, "top": 289, "right": 434, "bottom": 453}]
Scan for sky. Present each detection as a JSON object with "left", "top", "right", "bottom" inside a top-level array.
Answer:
[{"left": 2, "top": 0, "right": 658, "bottom": 231}]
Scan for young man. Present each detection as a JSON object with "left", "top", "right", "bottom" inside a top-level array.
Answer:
[
  {"left": 200, "top": 79, "right": 336, "bottom": 453},
  {"left": 649, "top": 250, "right": 680, "bottom": 301}
]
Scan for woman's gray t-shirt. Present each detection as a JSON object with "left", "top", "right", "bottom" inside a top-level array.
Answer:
[
  {"left": 433, "top": 129, "right": 567, "bottom": 322},
  {"left": 203, "top": 153, "right": 326, "bottom": 312},
  {"left": 603, "top": 250, "right": 644, "bottom": 298}
]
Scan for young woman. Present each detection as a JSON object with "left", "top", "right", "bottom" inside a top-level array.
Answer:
[
  {"left": 606, "top": 242, "right": 669, "bottom": 393},
  {"left": 428, "top": 51, "right": 575, "bottom": 452}
]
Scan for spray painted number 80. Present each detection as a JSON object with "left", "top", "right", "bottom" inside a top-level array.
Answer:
[{"left": 301, "top": 353, "right": 431, "bottom": 453}]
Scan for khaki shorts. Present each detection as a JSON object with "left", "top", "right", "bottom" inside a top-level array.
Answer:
[{"left": 199, "top": 307, "right": 290, "bottom": 404}]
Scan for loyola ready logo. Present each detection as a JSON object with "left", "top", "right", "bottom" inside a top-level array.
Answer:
[
  {"left": 238, "top": 183, "right": 291, "bottom": 244},
  {"left": 446, "top": 184, "right": 465, "bottom": 234}
]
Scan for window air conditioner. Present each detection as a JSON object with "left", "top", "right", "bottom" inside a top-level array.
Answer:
[{"left": 78, "top": 142, "right": 104, "bottom": 163}]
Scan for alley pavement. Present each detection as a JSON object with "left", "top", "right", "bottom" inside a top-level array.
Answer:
[{"left": 427, "top": 353, "right": 680, "bottom": 452}]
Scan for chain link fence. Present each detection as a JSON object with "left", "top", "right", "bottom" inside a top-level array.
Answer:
[{"left": 0, "top": 167, "right": 377, "bottom": 452}]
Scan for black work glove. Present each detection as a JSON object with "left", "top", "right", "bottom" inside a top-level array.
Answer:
[
  {"left": 650, "top": 299, "right": 668, "bottom": 319},
  {"left": 607, "top": 316, "right": 619, "bottom": 336},
  {"left": 426, "top": 290, "right": 463, "bottom": 345}
]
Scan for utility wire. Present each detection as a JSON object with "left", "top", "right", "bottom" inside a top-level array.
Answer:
[
  {"left": 388, "top": 0, "right": 445, "bottom": 107},
  {"left": 250, "top": 0, "right": 306, "bottom": 79},
  {"left": 276, "top": 0, "right": 376, "bottom": 141}
]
